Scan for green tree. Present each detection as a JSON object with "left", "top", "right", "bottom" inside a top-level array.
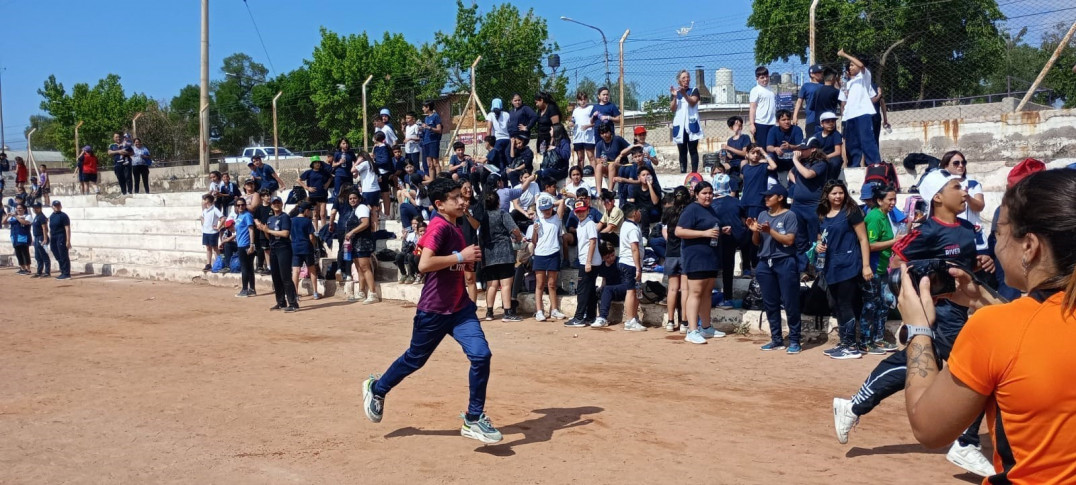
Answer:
[
  {"left": 571, "top": 75, "right": 639, "bottom": 110},
  {"left": 307, "top": 29, "right": 446, "bottom": 147},
  {"left": 252, "top": 67, "right": 328, "bottom": 151},
  {"left": 1041, "top": 23, "right": 1076, "bottom": 108},
  {"left": 24, "top": 115, "right": 62, "bottom": 151},
  {"left": 37, "top": 73, "right": 149, "bottom": 163},
  {"left": 212, "top": 53, "right": 269, "bottom": 155},
  {"left": 747, "top": 0, "right": 1005, "bottom": 103},
  {"left": 437, "top": 1, "right": 557, "bottom": 117}
]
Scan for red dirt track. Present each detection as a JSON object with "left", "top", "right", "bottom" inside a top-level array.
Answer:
[{"left": 0, "top": 270, "right": 983, "bottom": 483}]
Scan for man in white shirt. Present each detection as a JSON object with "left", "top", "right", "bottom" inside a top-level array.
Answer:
[
  {"left": 748, "top": 66, "right": 777, "bottom": 148},
  {"left": 836, "top": 49, "right": 880, "bottom": 167}
]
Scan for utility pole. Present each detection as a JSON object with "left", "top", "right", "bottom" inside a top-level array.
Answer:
[
  {"left": 0, "top": 67, "right": 6, "bottom": 153},
  {"left": 199, "top": 0, "right": 210, "bottom": 173}
]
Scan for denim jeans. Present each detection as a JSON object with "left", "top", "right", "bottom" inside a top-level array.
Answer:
[
  {"left": 373, "top": 302, "right": 491, "bottom": 416},
  {"left": 860, "top": 277, "right": 888, "bottom": 342}
]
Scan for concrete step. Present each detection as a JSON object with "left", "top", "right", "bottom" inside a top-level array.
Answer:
[
  {"left": 76, "top": 232, "right": 206, "bottom": 253},
  {"left": 69, "top": 246, "right": 207, "bottom": 268},
  {"left": 69, "top": 219, "right": 205, "bottom": 237}
]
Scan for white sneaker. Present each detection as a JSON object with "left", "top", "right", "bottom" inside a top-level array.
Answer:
[
  {"left": 534, "top": 311, "right": 547, "bottom": 322},
  {"left": 356, "top": 291, "right": 366, "bottom": 301},
  {"left": 665, "top": 321, "right": 676, "bottom": 332},
  {"left": 623, "top": 318, "right": 646, "bottom": 332},
  {"left": 550, "top": 309, "right": 567, "bottom": 320},
  {"left": 590, "top": 317, "right": 608, "bottom": 328},
  {"left": 946, "top": 441, "right": 995, "bottom": 477},
  {"left": 362, "top": 296, "right": 379, "bottom": 305},
  {"left": 679, "top": 323, "right": 688, "bottom": 334},
  {"left": 684, "top": 330, "right": 706, "bottom": 344},
  {"left": 833, "top": 398, "right": 859, "bottom": 444}
]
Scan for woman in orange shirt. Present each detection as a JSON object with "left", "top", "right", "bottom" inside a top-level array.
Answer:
[{"left": 899, "top": 168, "right": 1076, "bottom": 483}]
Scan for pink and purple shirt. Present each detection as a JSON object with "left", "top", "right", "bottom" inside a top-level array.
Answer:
[{"left": 416, "top": 214, "right": 469, "bottom": 314}]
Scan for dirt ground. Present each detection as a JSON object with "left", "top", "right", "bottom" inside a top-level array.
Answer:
[{"left": 0, "top": 269, "right": 986, "bottom": 484}]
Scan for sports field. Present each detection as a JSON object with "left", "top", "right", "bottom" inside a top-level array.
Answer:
[{"left": 0, "top": 270, "right": 983, "bottom": 483}]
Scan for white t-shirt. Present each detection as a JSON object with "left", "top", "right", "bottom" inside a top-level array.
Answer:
[
  {"left": 202, "top": 206, "right": 223, "bottom": 234},
  {"left": 355, "top": 203, "right": 371, "bottom": 220},
  {"left": 516, "top": 182, "right": 540, "bottom": 210},
  {"left": 571, "top": 105, "right": 596, "bottom": 144},
  {"left": 487, "top": 111, "right": 510, "bottom": 140},
  {"left": 527, "top": 214, "right": 563, "bottom": 257},
  {"left": 576, "top": 218, "right": 602, "bottom": 266},
  {"left": 749, "top": 85, "right": 776, "bottom": 125},
  {"left": 838, "top": 68, "right": 877, "bottom": 119},
  {"left": 355, "top": 160, "right": 380, "bottom": 192},
  {"left": 618, "top": 220, "right": 642, "bottom": 267},
  {"left": 404, "top": 123, "right": 421, "bottom": 154},
  {"left": 959, "top": 178, "right": 987, "bottom": 251},
  {"left": 379, "top": 125, "right": 398, "bottom": 147}
]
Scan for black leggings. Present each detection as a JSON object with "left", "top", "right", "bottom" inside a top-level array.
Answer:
[
  {"left": 827, "top": 278, "right": 863, "bottom": 346},
  {"left": 270, "top": 246, "right": 298, "bottom": 307},
  {"left": 719, "top": 234, "right": 738, "bottom": 297},
  {"left": 131, "top": 165, "right": 149, "bottom": 193},
  {"left": 14, "top": 245, "right": 30, "bottom": 266},
  {"left": 395, "top": 252, "right": 418, "bottom": 277},
  {"left": 336, "top": 235, "right": 352, "bottom": 279},
  {"left": 678, "top": 131, "right": 700, "bottom": 173},
  {"left": 238, "top": 247, "right": 256, "bottom": 292}
]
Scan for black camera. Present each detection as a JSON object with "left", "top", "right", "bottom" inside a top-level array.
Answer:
[{"left": 887, "top": 259, "right": 958, "bottom": 298}]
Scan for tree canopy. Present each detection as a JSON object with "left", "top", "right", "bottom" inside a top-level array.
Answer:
[
  {"left": 747, "top": 0, "right": 1005, "bottom": 103},
  {"left": 37, "top": 74, "right": 149, "bottom": 161}
]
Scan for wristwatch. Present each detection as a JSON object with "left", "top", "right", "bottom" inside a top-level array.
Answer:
[{"left": 898, "top": 324, "right": 934, "bottom": 346}]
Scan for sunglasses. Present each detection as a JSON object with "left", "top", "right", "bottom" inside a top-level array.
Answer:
[{"left": 948, "top": 160, "right": 966, "bottom": 167}]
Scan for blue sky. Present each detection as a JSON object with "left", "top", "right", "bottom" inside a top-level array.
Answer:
[{"left": 0, "top": 0, "right": 1068, "bottom": 151}]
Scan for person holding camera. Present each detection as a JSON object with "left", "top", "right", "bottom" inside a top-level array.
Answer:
[
  {"left": 832, "top": 169, "right": 996, "bottom": 477},
  {"left": 900, "top": 168, "right": 1076, "bottom": 483}
]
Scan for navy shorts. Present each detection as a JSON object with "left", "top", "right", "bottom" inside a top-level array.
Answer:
[
  {"left": 292, "top": 252, "right": 316, "bottom": 267},
  {"left": 362, "top": 191, "right": 380, "bottom": 207},
  {"left": 379, "top": 173, "right": 393, "bottom": 193},
  {"left": 422, "top": 142, "right": 440, "bottom": 159},
  {"left": 687, "top": 270, "right": 718, "bottom": 280},
  {"left": 663, "top": 256, "right": 683, "bottom": 277},
  {"left": 202, "top": 233, "right": 219, "bottom": 247},
  {"left": 573, "top": 143, "right": 595, "bottom": 151},
  {"left": 307, "top": 195, "right": 327, "bottom": 204},
  {"left": 532, "top": 253, "right": 561, "bottom": 272},
  {"left": 354, "top": 250, "right": 372, "bottom": 259},
  {"left": 80, "top": 173, "right": 98, "bottom": 183}
]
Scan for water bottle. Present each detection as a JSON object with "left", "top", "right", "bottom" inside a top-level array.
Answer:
[
  {"left": 635, "top": 281, "right": 643, "bottom": 299},
  {"left": 568, "top": 280, "right": 576, "bottom": 296},
  {"left": 343, "top": 240, "right": 352, "bottom": 262},
  {"left": 710, "top": 223, "right": 721, "bottom": 247},
  {"left": 815, "top": 235, "right": 827, "bottom": 273}
]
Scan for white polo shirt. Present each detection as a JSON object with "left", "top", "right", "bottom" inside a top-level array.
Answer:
[{"left": 838, "top": 68, "right": 878, "bottom": 119}]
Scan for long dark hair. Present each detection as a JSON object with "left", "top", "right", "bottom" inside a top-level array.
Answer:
[
  {"left": 662, "top": 186, "right": 692, "bottom": 227},
  {"left": 817, "top": 179, "right": 863, "bottom": 220},
  {"left": 484, "top": 189, "right": 500, "bottom": 211},
  {"left": 552, "top": 124, "right": 567, "bottom": 144},
  {"left": 940, "top": 150, "right": 966, "bottom": 178},
  {"left": 1003, "top": 169, "right": 1076, "bottom": 316}
]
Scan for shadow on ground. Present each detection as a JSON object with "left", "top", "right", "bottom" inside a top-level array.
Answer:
[{"left": 385, "top": 406, "right": 604, "bottom": 456}]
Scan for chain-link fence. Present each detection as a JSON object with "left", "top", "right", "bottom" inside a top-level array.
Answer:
[{"left": 36, "top": 0, "right": 1076, "bottom": 181}]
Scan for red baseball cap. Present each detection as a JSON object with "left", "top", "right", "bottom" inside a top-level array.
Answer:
[
  {"left": 1007, "top": 158, "right": 1046, "bottom": 188},
  {"left": 633, "top": 125, "right": 647, "bottom": 135},
  {"left": 573, "top": 200, "right": 589, "bottom": 213}
]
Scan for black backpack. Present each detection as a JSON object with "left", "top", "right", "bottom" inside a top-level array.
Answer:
[
  {"left": 864, "top": 162, "right": 898, "bottom": 188},
  {"left": 742, "top": 278, "right": 763, "bottom": 310},
  {"left": 640, "top": 281, "right": 667, "bottom": 304}
]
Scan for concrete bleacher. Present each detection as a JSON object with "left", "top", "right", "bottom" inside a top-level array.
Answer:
[{"left": 4, "top": 159, "right": 1054, "bottom": 338}]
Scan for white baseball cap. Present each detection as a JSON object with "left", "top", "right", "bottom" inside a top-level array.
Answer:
[
  {"left": 918, "top": 169, "right": 960, "bottom": 214},
  {"left": 819, "top": 111, "right": 839, "bottom": 122}
]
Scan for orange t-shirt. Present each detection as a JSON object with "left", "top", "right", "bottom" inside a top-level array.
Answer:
[{"left": 948, "top": 292, "right": 1076, "bottom": 484}]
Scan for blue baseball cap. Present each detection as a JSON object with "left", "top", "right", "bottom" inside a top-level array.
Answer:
[
  {"left": 491, "top": 98, "right": 503, "bottom": 110},
  {"left": 860, "top": 183, "right": 875, "bottom": 201},
  {"left": 761, "top": 184, "right": 788, "bottom": 198}
]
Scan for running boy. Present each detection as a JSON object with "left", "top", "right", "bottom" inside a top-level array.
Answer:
[{"left": 362, "top": 177, "right": 501, "bottom": 444}]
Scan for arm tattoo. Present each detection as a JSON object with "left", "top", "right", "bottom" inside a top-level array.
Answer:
[{"left": 907, "top": 342, "right": 937, "bottom": 379}]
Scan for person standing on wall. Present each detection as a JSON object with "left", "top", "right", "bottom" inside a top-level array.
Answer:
[
  {"left": 591, "top": 87, "right": 622, "bottom": 136},
  {"left": 670, "top": 69, "right": 703, "bottom": 174},
  {"left": 748, "top": 67, "right": 777, "bottom": 146},
  {"left": 569, "top": 92, "right": 596, "bottom": 170},
  {"left": 332, "top": 138, "right": 357, "bottom": 201},
  {"left": 836, "top": 50, "right": 881, "bottom": 168},
  {"left": 77, "top": 146, "right": 100, "bottom": 195},
  {"left": 107, "top": 132, "right": 133, "bottom": 195},
  {"left": 48, "top": 200, "right": 72, "bottom": 280},
  {"left": 421, "top": 101, "right": 443, "bottom": 177},
  {"left": 130, "top": 138, "right": 152, "bottom": 194},
  {"left": 793, "top": 64, "right": 825, "bottom": 138},
  {"left": 256, "top": 196, "right": 298, "bottom": 312}
]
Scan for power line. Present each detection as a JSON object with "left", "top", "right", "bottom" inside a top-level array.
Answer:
[{"left": 242, "top": 0, "right": 276, "bottom": 75}]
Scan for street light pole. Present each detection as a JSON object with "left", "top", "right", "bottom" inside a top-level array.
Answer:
[
  {"left": 199, "top": 0, "right": 210, "bottom": 174},
  {"left": 561, "top": 16, "right": 610, "bottom": 86}
]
